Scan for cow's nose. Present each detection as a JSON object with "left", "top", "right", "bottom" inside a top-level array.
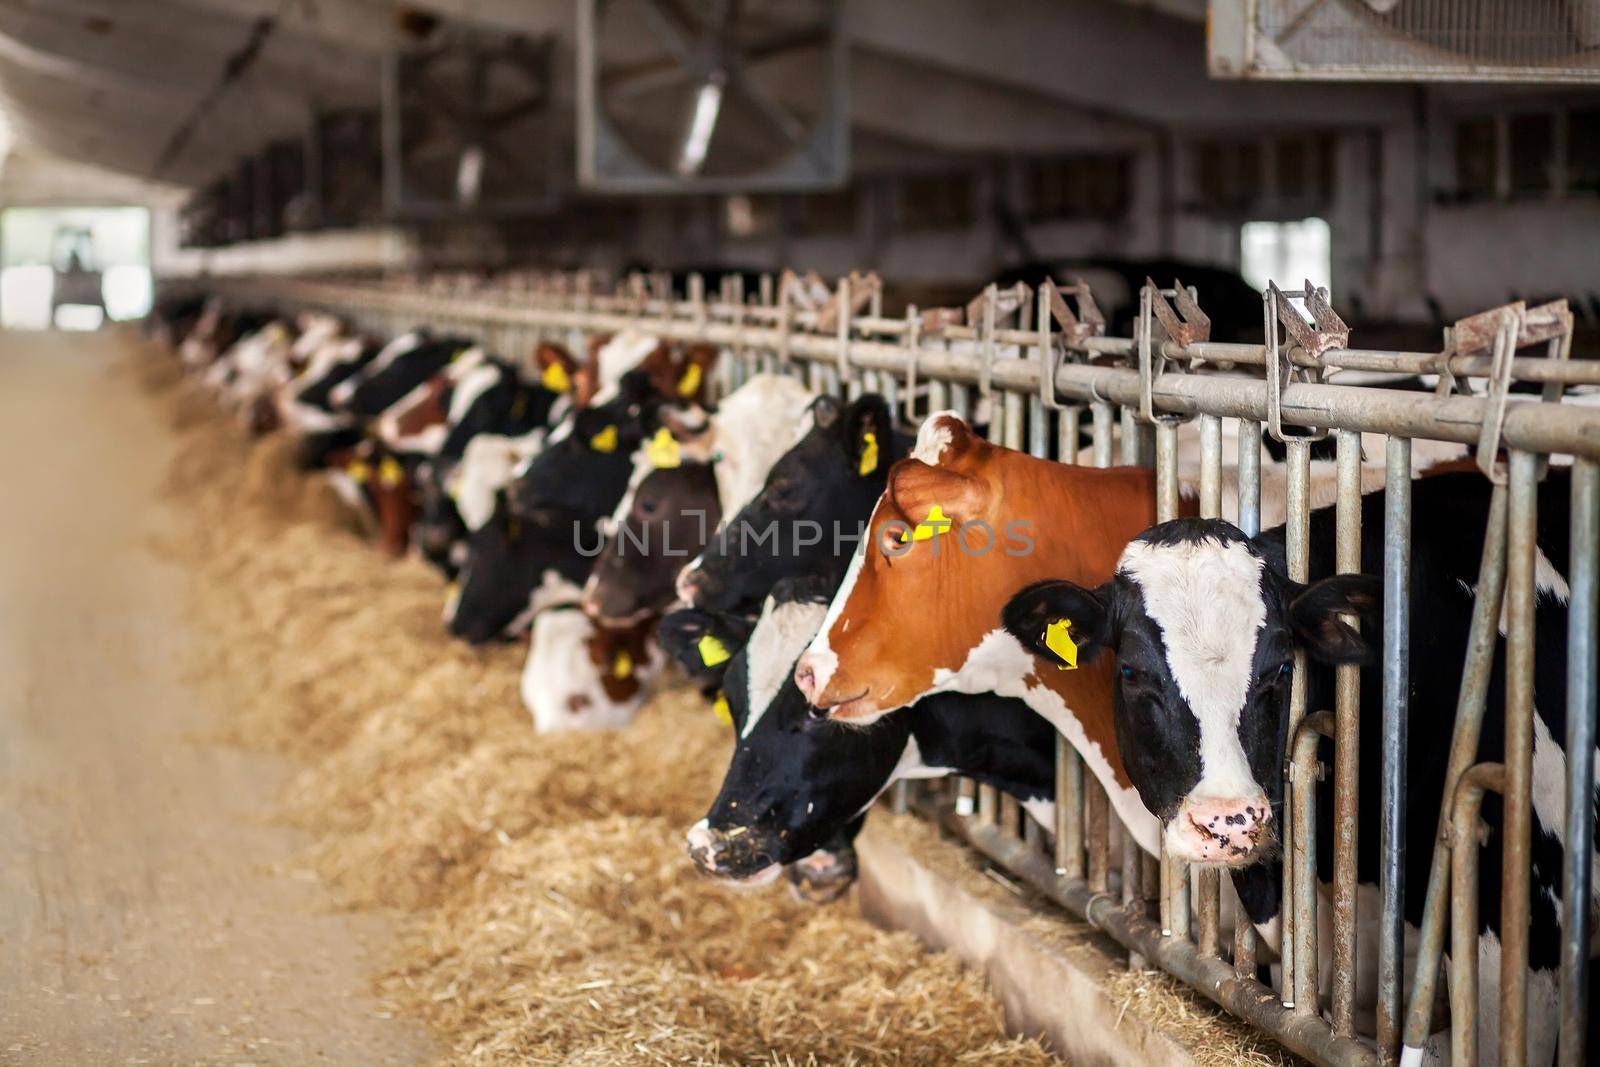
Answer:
[
  {"left": 684, "top": 821, "right": 726, "bottom": 872},
  {"left": 1167, "top": 794, "right": 1273, "bottom": 866},
  {"left": 793, "top": 658, "right": 817, "bottom": 702},
  {"left": 674, "top": 566, "right": 702, "bottom": 605}
]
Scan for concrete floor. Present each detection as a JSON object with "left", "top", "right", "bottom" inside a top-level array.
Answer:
[{"left": 0, "top": 331, "right": 434, "bottom": 1066}]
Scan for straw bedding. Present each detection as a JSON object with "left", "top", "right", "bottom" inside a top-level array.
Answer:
[{"left": 137, "top": 344, "right": 1057, "bottom": 1065}]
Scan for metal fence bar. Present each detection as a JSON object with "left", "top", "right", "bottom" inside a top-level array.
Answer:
[
  {"left": 1451, "top": 762, "right": 1506, "bottom": 1067},
  {"left": 1281, "top": 437, "right": 1312, "bottom": 1005},
  {"left": 1502, "top": 449, "right": 1540, "bottom": 1067},
  {"left": 1332, "top": 428, "right": 1363, "bottom": 1036},
  {"left": 1562, "top": 458, "right": 1599, "bottom": 1067},
  {"left": 1377, "top": 435, "right": 1411, "bottom": 1064}
]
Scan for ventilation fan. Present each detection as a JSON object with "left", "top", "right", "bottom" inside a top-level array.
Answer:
[
  {"left": 577, "top": 0, "right": 847, "bottom": 192},
  {"left": 1211, "top": 0, "right": 1600, "bottom": 82},
  {"left": 383, "top": 28, "right": 556, "bottom": 218}
]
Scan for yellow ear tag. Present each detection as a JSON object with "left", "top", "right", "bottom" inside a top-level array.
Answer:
[
  {"left": 900, "top": 504, "right": 952, "bottom": 543},
  {"left": 541, "top": 361, "right": 571, "bottom": 393},
  {"left": 697, "top": 633, "right": 731, "bottom": 667},
  {"left": 377, "top": 455, "right": 405, "bottom": 488},
  {"left": 858, "top": 431, "right": 879, "bottom": 476},
  {"left": 445, "top": 580, "right": 460, "bottom": 599},
  {"left": 647, "top": 427, "right": 681, "bottom": 469},
  {"left": 589, "top": 425, "right": 619, "bottom": 453},
  {"left": 451, "top": 347, "right": 470, "bottom": 363},
  {"left": 347, "top": 459, "right": 373, "bottom": 483},
  {"left": 677, "top": 362, "right": 703, "bottom": 398},
  {"left": 1044, "top": 618, "right": 1079, "bottom": 671},
  {"left": 712, "top": 692, "right": 733, "bottom": 727},
  {"left": 612, "top": 649, "right": 634, "bottom": 679}
]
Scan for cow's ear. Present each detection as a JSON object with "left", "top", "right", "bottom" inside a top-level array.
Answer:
[
  {"left": 842, "top": 394, "right": 892, "bottom": 479},
  {"left": 670, "top": 344, "right": 719, "bottom": 403},
  {"left": 534, "top": 343, "right": 578, "bottom": 393},
  {"left": 1001, "top": 579, "right": 1117, "bottom": 670},
  {"left": 912, "top": 411, "right": 981, "bottom": 465},
  {"left": 657, "top": 608, "right": 752, "bottom": 681},
  {"left": 1289, "top": 574, "right": 1380, "bottom": 666},
  {"left": 886, "top": 459, "right": 990, "bottom": 537},
  {"left": 810, "top": 394, "right": 843, "bottom": 431}
]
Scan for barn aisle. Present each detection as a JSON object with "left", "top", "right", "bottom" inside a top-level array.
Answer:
[{"left": 0, "top": 330, "right": 434, "bottom": 1065}]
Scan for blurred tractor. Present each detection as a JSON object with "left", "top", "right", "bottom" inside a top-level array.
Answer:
[{"left": 50, "top": 226, "right": 105, "bottom": 320}]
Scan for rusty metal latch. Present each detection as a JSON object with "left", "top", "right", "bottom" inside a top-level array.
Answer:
[
  {"left": 1137, "top": 278, "right": 1207, "bottom": 424},
  {"left": 1460, "top": 299, "right": 1574, "bottom": 484},
  {"left": 1264, "top": 280, "right": 1346, "bottom": 444},
  {"left": 1038, "top": 277, "right": 1104, "bottom": 412}
]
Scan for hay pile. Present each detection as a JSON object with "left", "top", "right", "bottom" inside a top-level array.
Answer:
[{"left": 137, "top": 345, "right": 1055, "bottom": 1065}]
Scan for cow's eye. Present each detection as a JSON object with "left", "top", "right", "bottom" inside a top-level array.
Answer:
[{"left": 1118, "top": 663, "right": 1140, "bottom": 682}]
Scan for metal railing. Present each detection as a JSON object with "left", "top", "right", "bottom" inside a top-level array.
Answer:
[{"left": 200, "top": 268, "right": 1600, "bottom": 1067}]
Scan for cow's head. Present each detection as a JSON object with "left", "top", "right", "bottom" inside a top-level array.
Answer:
[
  {"left": 444, "top": 494, "right": 587, "bottom": 645},
  {"left": 581, "top": 458, "right": 721, "bottom": 627},
  {"left": 1001, "top": 517, "right": 1377, "bottom": 866},
  {"left": 521, "top": 606, "right": 658, "bottom": 733},
  {"left": 505, "top": 367, "right": 672, "bottom": 521},
  {"left": 662, "top": 580, "right": 908, "bottom": 896},
  {"left": 677, "top": 393, "right": 903, "bottom": 614},
  {"left": 793, "top": 412, "right": 1153, "bottom": 724}
]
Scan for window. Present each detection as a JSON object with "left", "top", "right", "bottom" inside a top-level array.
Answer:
[
  {"left": 1239, "top": 217, "right": 1331, "bottom": 294},
  {"left": 1023, "top": 155, "right": 1132, "bottom": 221},
  {"left": 722, "top": 194, "right": 781, "bottom": 239},
  {"left": 1509, "top": 112, "right": 1555, "bottom": 196},
  {"left": 1569, "top": 108, "right": 1600, "bottom": 195},
  {"left": 1190, "top": 135, "right": 1330, "bottom": 216},
  {"left": 800, "top": 187, "right": 858, "bottom": 235},
  {"left": 1455, "top": 118, "right": 1498, "bottom": 200},
  {"left": 898, "top": 172, "right": 974, "bottom": 232}
]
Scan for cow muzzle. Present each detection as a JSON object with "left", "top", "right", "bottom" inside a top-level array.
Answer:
[
  {"left": 684, "top": 821, "right": 783, "bottom": 887},
  {"left": 785, "top": 847, "right": 858, "bottom": 904},
  {"left": 1165, "top": 794, "right": 1274, "bottom": 866}
]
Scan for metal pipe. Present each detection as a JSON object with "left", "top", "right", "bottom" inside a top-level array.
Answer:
[
  {"left": 1291, "top": 709, "right": 1335, "bottom": 1015},
  {"left": 1378, "top": 435, "right": 1412, "bottom": 1063},
  {"left": 1055, "top": 734, "right": 1084, "bottom": 881},
  {"left": 1561, "top": 458, "right": 1599, "bottom": 1067},
  {"left": 1451, "top": 762, "right": 1506, "bottom": 1067},
  {"left": 1058, "top": 406, "right": 1082, "bottom": 466},
  {"left": 1156, "top": 421, "right": 1181, "bottom": 523},
  {"left": 1199, "top": 414, "right": 1223, "bottom": 519},
  {"left": 1281, "top": 437, "right": 1312, "bottom": 1001},
  {"left": 244, "top": 280, "right": 1600, "bottom": 457},
  {"left": 1092, "top": 403, "right": 1115, "bottom": 469},
  {"left": 1238, "top": 419, "right": 1263, "bottom": 537},
  {"left": 1332, "top": 429, "right": 1363, "bottom": 1037},
  {"left": 1502, "top": 449, "right": 1540, "bottom": 1067},
  {"left": 1087, "top": 781, "right": 1110, "bottom": 895},
  {"left": 1401, "top": 482, "right": 1512, "bottom": 1057}
]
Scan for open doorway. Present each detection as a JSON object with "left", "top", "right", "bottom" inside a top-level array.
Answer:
[
  {"left": 1239, "top": 217, "right": 1331, "bottom": 293},
  {"left": 1, "top": 207, "right": 152, "bottom": 330}
]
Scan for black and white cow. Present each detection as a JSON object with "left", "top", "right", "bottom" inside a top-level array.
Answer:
[
  {"left": 662, "top": 577, "right": 1054, "bottom": 902},
  {"left": 330, "top": 333, "right": 475, "bottom": 419},
  {"left": 1003, "top": 469, "right": 1599, "bottom": 1065},
  {"left": 444, "top": 493, "right": 593, "bottom": 645},
  {"left": 676, "top": 393, "right": 910, "bottom": 615}
]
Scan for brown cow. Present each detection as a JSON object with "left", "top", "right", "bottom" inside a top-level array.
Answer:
[{"left": 791, "top": 410, "right": 1164, "bottom": 853}]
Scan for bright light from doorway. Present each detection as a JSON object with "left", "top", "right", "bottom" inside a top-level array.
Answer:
[{"left": 1240, "top": 217, "right": 1331, "bottom": 293}]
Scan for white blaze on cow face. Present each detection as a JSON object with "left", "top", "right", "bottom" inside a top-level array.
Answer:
[
  {"left": 680, "top": 374, "right": 816, "bottom": 517},
  {"left": 1118, "top": 536, "right": 1274, "bottom": 865},
  {"left": 742, "top": 598, "right": 828, "bottom": 740},
  {"left": 451, "top": 431, "right": 545, "bottom": 530}
]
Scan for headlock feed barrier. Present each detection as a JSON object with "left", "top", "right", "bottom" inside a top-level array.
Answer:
[{"left": 211, "top": 267, "right": 1600, "bottom": 1067}]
